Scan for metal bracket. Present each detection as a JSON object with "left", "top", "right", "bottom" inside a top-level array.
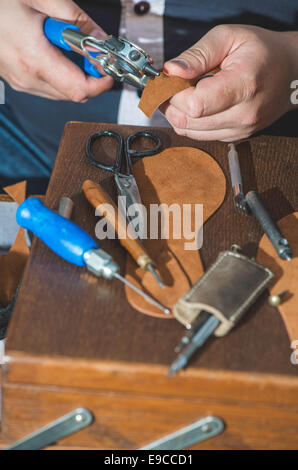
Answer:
[
  {"left": 140, "top": 416, "right": 224, "bottom": 450},
  {"left": 5, "top": 411, "right": 223, "bottom": 450},
  {"left": 5, "top": 408, "right": 93, "bottom": 450}
]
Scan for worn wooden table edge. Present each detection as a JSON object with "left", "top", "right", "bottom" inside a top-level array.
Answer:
[{"left": 3, "top": 350, "right": 298, "bottom": 408}]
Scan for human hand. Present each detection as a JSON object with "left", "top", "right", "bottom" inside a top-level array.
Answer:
[
  {"left": 163, "top": 25, "right": 298, "bottom": 141},
  {"left": 0, "top": 0, "right": 113, "bottom": 101}
]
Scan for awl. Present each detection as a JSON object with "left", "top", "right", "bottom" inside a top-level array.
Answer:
[
  {"left": 245, "top": 191, "right": 292, "bottom": 261},
  {"left": 83, "top": 179, "right": 164, "bottom": 288},
  {"left": 168, "top": 312, "right": 219, "bottom": 377},
  {"left": 16, "top": 198, "right": 170, "bottom": 315},
  {"left": 227, "top": 143, "right": 249, "bottom": 215}
]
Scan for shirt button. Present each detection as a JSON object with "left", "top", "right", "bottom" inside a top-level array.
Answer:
[{"left": 134, "top": 1, "right": 150, "bottom": 15}]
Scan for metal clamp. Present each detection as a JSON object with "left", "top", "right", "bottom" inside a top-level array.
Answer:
[
  {"left": 5, "top": 408, "right": 93, "bottom": 450},
  {"left": 63, "top": 30, "right": 159, "bottom": 89},
  {"left": 140, "top": 416, "right": 225, "bottom": 450},
  {"left": 6, "top": 411, "right": 224, "bottom": 450}
]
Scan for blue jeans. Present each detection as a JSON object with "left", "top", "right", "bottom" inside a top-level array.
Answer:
[
  {"left": 0, "top": 78, "right": 121, "bottom": 194},
  {"left": 0, "top": 80, "right": 297, "bottom": 195},
  {"left": 0, "top": 96, "right": 51, "bottom": 194}
]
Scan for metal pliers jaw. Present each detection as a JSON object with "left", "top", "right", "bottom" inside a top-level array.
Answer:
[{"left": 62, "top": 28, "right": 160, "bottom": 89}]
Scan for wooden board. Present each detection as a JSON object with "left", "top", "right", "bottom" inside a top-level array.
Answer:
[{"left": 1, "top": 123, "right": 298, "bottom": 449}]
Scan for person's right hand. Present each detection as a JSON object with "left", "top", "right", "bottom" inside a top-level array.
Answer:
[{"left": 0, "top": 0, "right": 114, "bottom": 101}]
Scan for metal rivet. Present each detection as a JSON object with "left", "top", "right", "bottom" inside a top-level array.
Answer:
[
  {"left": 268, "top": 290, "right": 288, "bottom": 307},
  {"left": 129, "top": 50, "right": 141, "bottom": 61},
  {"left": 201, "top": 424, "right": 212, "bottom": 434},
  {"left": 231, "top": 244, "right": 242, "bottom": 253},
  {"left": 75, "top": 414, "right": 84, "bottom": 423}
]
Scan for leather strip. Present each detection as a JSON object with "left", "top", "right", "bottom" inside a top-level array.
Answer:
[
  {"left": 139, "top": 68, "right": 220, "bottom": 118},
  {"left": 139, "top": 72, "right": 197, "bottom": 118},
  {"left": 0, "top": 182, "right": 29, "bottom": 306},
  {"left": 124, "top": 146, "right": 226, "bottom": 318},
  {"left": 257, "top": 212, "right": 298, "bottom": 343}
]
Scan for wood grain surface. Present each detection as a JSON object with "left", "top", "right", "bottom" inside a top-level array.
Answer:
[
  {"left": 5, "top": 122, "right": 298, "bottom": 376},
  {"left": 82, "top": 179, "right": 152, "bottom": 269},
  {"left": 3, "top": 381, "right": 298, "bottom": 450},
  {"left": 2, "top": 123, "right": 298, "bottom": 450}
]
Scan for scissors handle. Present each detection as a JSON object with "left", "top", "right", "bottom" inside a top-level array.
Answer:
[
  {"left": 86, "top": 130, "right": 123, "bottom": 173},
  {"left": 126, "top": 131, "right": 162, "bottom": 160},
  {"left": 86, "top": 129, "right": 162, "bottom": 177}
]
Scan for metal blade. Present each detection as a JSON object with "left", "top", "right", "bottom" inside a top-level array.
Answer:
[
  {"left": 114, "top": 174, "right": 146, "bottom": 239},
  {"left": 5, "top": 408, "right": 93, "bottom": 450},
  {"left": 114, "top": 273, "right": 170, "bottom": 315},
  {"left": 140, "top": 416, "right": 224, "bottom": 450}
]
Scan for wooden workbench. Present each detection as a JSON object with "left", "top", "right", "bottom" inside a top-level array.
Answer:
[{"left": 1, "top": 123, "right": 298, "bottom": 449}]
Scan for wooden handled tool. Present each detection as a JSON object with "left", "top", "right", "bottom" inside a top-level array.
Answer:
[{"left": 82, "top": 179, "right": 164, "bottom": 288}]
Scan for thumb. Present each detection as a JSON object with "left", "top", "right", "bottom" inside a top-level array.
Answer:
[
  {"left": 27, "top": 0, "right": 107, "bottom": 37},
  {"left": 163, "top": 25, "right": 234, "bottom": 79}
]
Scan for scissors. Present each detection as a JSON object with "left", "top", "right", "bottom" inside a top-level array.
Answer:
[
  {"left": 86, "top": 130, "right": 162, "bottom": 222},
  {"left": 85, "top": 129, "right": 163, "bottom": 287}
]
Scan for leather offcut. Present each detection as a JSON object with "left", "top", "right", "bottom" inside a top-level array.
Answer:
[
  {"left": 257, "top": 212, "right": 298, "bottom": 343},
  {"left": 139, "top": 68, "right": 220, "bottom": 118},
  {"left": 0, "top": 181, "right": 29, "bottom": 306},
  {"left": 139, "top": 72, "right": 197, "bottom": 118},
  {"left": 124, "top": 146, "right": 226, "bottom": 318}
]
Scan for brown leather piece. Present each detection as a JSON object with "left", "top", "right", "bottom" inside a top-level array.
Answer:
[
  {"left": 0, "top": 182, "right": 29, "bottom": 306},
  {"left": 174, "top": 250, "right": 274, "bottom": 336},
  {"left": 139, "top": 72, "right": 197, "bottom": 118},
  {"left": 125, "top": 146, "right": 226, "bottom": 318},
  {"left": 257, "top": 212, "right": 298, "bottom": 343},
  {"left": 139, "top": 68, "right": 220, "bottom": 118}
]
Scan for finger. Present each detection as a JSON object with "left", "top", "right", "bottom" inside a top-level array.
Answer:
[
  {"left": 10, "top": 80, "right": 66, "bottom": 100},
  {"left": 168, "top": 69, "right": 244, "bottom": 119},
  {"left": 163, "top": 25, "right": 234, "bottom": 79},
  {"left": 19, "top": 88, "right": 66, "bottom": 100},
  {"left": 21, "top": 81, "right": 69, "bottom": 100},
  {"left": 7, "top": 66, "right": 69, "bottom": 100},
  {"left": 173, "top": 126, "right": 250, "bottom": 142},
  {"left": 25, "top": 0, "right": 107, "bottom": 36},
  {"left": 164, "top": 101, "right": 247, "bottom": 132},
  {"left": 84, "top": 75, "right": 114, "bottom": 99},
  {"left": 17, "top": 75, "right": 112, "bottom": 101},
  {"left": 38, "top": 44, "right": 113, "bottom": 101}
]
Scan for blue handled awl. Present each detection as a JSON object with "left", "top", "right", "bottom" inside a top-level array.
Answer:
[
  {"left": 44, "top": 18, "right": 159, "bottom": 87},
  {"left": 16, "top": 198, "right": 170, "bottom": 314}
]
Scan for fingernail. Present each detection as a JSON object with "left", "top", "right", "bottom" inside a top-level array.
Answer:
[
  {"left": 168, "top": 59, "right": 190, "bottom": 70},
  {"left": 90, "top": 28, "right": 107, "bottom": 40}
]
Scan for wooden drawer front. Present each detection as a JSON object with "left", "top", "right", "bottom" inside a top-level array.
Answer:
[{"left": 2, "top": 383, "right": 298, "bottom": 450}]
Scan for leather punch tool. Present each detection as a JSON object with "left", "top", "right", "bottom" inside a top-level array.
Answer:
[{"left": 44, "top": 18, "right": 159, "bottom": 88}]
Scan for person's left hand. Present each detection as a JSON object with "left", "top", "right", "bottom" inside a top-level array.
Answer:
[{"left": 163, "top": 25, "right": 298, "bottom": 141}]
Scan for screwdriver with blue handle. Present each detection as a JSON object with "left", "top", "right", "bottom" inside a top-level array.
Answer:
[{"left": 16, "top": 198, "right": 170, "bottom": 315}]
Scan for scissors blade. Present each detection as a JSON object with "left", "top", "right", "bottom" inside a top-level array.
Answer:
[{"left": 114, "top": 174, "right": 146, "bottom": 239}]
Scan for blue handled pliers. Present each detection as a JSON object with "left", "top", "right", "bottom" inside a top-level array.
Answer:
[{"left": 44, "top": 18, "right": 159, "bottom": 88}]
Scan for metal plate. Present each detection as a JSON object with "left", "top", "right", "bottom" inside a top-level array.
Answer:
[
  {"left": 140, "top": 416, "right": 225, "bottom": 450},
  {"left": 6, "top": 408, "right": 93, "bottom": 450}
]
